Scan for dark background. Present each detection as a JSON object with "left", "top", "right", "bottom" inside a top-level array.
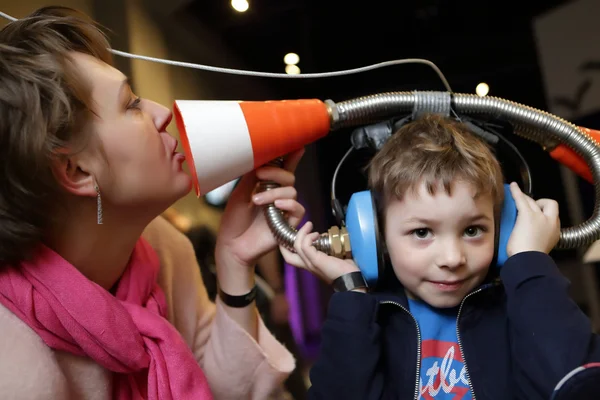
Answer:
[{"left": 182, "top": 0, "right": 600, "bottom": 260}]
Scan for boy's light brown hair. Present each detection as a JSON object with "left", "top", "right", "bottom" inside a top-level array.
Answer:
[
  {"left": 0, "top": 6, "right": 112, "bottom": 265},
  {"left": 368, "top": 113, "right": 505, "bottom": 215}
]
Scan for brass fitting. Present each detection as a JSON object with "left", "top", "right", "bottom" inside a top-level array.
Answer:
[{"left": 327, "top": 226, "right": 352, "bottom": 259}]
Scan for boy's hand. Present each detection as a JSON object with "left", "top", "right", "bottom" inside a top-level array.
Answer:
[
  {"left": 506, "top": 182, "right": 561, "bottom": 258},
  {"left": 278, "top": 220, "right": 361, "bottom": 284}
]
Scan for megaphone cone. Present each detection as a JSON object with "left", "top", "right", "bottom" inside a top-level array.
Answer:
[
  {"left": 549, "top": 126, "right": 600, "bottom": 184},
  {"left": 173, "top": 99, "right": 331, "bottom": 196}
]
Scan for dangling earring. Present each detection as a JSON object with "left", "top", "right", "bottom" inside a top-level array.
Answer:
[{"left": 95, "top": 183, "right": 103, "bottom": 225}]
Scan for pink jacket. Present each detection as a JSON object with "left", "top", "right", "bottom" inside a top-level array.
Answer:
[{"left": 0, "top": 216, "right": 295, "bottom": 399}]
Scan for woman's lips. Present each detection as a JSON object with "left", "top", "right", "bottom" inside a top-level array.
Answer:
[{"left": 171, "top": 139, "right": 179, "bottom": 157}]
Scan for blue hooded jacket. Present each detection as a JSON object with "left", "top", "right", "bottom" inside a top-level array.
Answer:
[{"left": 307, "top": 252, "right": 600, "bottom": 399}]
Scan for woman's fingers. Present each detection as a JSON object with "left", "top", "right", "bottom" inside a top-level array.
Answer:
[
  {"left": 252, "top": 186, "right": 297, "bottom": 205},
  {"left": 273, "top": 198, "right": 305, "bottom": 227},
  {"left": 255, "top": 167, "right": 296, "bottom": 187}
]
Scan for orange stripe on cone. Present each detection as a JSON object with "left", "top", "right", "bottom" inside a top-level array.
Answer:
[
  {"left": 549, "top": 127, "right": 600, "bottom": 184},
  {"left": 239, "top": 99, "right": 331, "bottom": 168}
]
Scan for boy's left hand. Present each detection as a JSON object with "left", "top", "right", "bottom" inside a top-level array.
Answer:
[{"left": 506, "top": 182, "right": 561, "bottom": 258}]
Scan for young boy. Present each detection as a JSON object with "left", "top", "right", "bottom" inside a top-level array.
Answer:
[{"left": 277, "top": 114, "right": 600, "bottom": 399}]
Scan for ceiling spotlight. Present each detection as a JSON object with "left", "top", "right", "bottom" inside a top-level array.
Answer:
[
  {"left": 284, "top": 53, "right": 300, "bottom": 65},
  {"left": 285, "top": 64, "right": 301, "bottom": 75},
  {"left": 231, "top": 0, "right": 249, "bottom": 12},
  {"left": 476, "top": 82, "right": 489, "bottom": 97}
]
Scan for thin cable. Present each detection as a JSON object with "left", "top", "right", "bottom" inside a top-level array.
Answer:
[
  {"left": 0, "top": 11, "right": 17, "bottom": 22},
  {"left": 112, "top": 49, "right": 453, "bottom": 91},
  {"left": 0, "top": 10, "right": 452, "bottom": 92},
  {"left": 331, "top": 146, "right": 355, "bottom": 201}
]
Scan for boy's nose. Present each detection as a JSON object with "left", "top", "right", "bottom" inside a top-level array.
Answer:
[{"left": 437, "top": 239, "right": 466, "bottom": 269}]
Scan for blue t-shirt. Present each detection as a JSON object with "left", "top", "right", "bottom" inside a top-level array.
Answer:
[{"left": 408, "top": 298, "right": 473, "bottom": 399}]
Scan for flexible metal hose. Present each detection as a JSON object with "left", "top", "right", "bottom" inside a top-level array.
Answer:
[
  {"left": 259, "top": 159, "right": 333, "bottom": 254},
  {"left": 262, "top": 91, "right": 600, "bottom": 252}
]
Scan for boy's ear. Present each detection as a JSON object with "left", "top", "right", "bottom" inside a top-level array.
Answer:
[{"left": 51, "top": 152, "right": 96, "bottom": 197}]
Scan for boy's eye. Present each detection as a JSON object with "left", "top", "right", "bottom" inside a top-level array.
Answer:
[
  {"left": 412, "top": 228, "right": 431, "bottom": 239},
  {"left": 464, "top": 226, "right": 483, "bottom": 237}
]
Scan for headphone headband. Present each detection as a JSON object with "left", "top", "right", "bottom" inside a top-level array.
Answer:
[{"left": 330, "top": 114, "right": 533, "bottom": 224}]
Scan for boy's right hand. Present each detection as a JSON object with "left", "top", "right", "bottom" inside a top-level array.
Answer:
[{"left": 277, "top": 217, "right": 361, "bottom": 285}]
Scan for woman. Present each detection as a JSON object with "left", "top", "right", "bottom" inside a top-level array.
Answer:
[{"left": 0, "top": 6, "right": 305, "bottom": 400}]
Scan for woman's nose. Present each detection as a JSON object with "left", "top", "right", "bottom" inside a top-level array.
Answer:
[{"left": 146, "top": 100, "right": 173, "bottom": 131}]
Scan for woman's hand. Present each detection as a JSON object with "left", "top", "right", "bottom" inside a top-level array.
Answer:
[
  {"left": 506, "top": 182, "right": 561, "bottom": 258},
  {"left": 215, "top": 149, "right": 306, "bottom": 294},
  {"left": 280, "top": 221, "right": 360, "bottom": 285}
]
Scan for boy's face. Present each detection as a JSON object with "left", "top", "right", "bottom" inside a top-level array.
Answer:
[{"left": 384, "top": 180, "right": 495, "bottom": 308}]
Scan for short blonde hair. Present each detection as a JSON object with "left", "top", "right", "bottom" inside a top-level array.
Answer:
[{"left": 368, "top": 114, "right": 504, "bottom": 213}]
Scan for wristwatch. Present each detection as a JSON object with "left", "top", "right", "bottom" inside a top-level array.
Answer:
[
  {"left": 332, "top": 271, "right": 368, "bottom": 292},
  {"left": 218, "top": 285, "right": 257, "bottom": 308}
]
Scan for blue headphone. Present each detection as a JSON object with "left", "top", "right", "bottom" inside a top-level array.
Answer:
[{"left": 330, "top": 115, "right": 532, "bottom": 287}]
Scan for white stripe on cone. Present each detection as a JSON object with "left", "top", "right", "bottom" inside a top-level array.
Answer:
[{"left": 174, "top": 100, "right": 254, "bottom": 196}]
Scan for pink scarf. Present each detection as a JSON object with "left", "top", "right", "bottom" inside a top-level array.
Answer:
[{"left": 0, "top": 238, "right": 213, "bottom": 400}]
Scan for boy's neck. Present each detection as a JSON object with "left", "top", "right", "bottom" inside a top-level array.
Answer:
[{"left": 405, "top": 289, "right": 462, "bottom": 314}]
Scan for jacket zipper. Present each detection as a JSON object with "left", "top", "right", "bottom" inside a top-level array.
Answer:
[
  {"left": 381, "top": 284, "right": 493, "bottom": 400},
  {"left": 456, "top": 287, "right": 486, "bottom": 400},
  {"left": 379, "top": 300, "right": 422, "bottom": 400}
]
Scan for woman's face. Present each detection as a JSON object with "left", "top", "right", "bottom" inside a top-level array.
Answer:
[{"left": 71, "top": 52, "right": 192, "bottom": 214}]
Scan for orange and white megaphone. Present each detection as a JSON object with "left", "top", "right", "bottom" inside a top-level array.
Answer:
[
  {"left": 173, "top": 99, "right": 333, "bottom": 197},
  {"left": 172, "top": 92, "right": 600, "bottom": 256}
]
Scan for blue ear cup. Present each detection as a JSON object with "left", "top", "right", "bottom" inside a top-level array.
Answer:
[
  {"left": 344, "top": 183, "right": 519, "bottom": 286},
  {"left": 496, "top": 183, "right": 518, "bottom": 267},
  {"left": 344, "top": 191, "right": 384, "bottom": 287}
]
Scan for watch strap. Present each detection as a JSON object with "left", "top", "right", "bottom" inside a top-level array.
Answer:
[
  {"left": 332, "top": 271, "right": 368, "bottom": 292},
  {"left": 218, "top": 285, "right": 258, "bottom": 308}
]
